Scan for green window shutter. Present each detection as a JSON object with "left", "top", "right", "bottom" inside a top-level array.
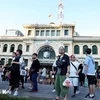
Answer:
[
  {"left": 26, "top": 45, "right": 30, "bottom": 52},
  {"left": 83, "top": 45, "right": 88, "bottom": 54},
  {"left": 35, "top": 30, "right": 39, "bottom": 36},
  {"left": 24, "top": 59, "right": 28, "bottom": 66},
  {"left": 3, "top": 44, "right": 8, "bottom": 52},
  {"left": 10, "top": 44, "right": 15, "bottom": 52},
  {"left": 8, "top": 59, "right": 12, "bottom": 65},
  {"left": 95, "top": 62, "right": 98, "bottom": 70},
  {"left": 40, "top": 30, "right": 44, "bottom": 36},
  {"left": 74, "top": 45, "right": 79, "bottom": 54},
  {"left": 18, "top": 44, "right": 22, "bottom": 50},
  {"left": 65, "top": 46, "right": 68, "bottom": 53},
  {"left": 1, "top": 58, "right": 5, "bottom": 65},
  {"left": 51, "top": 30, "right": 55, "bottom": 36},
  {"left": 56, "top": 30, "right": 60, "bottom": 36},
  {"left": 46, "top": 30, "right": 50, "bottom": 36},
  {"left": 92, "top": 45, "right": 98, "bottom": 54}
]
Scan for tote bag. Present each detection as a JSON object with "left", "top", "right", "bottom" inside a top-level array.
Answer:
[
  {"left": 84, "top": 77, "right": 88, "bottom": 87},
  {"left": 20, "top": 69, "right": 26, "bottom": 76},
  {"left": 63, "top": 78, "right": 73, "bottom": 87}
]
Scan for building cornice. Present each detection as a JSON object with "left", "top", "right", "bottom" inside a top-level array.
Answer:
[
  {"left": 0, "top": 36, "right": 24, "bottom": 42},
  {"left": 73, "top": 36, "right": 100, "bottom": 42},
  {"left": 0, "top": 36, "right": 100, "bottom": 42},
  {"left": 23, "top": 24, "right": 75, "bottom": 28},
  {"left": 23, "top": 37, "right": 73, "bottom": 41}
]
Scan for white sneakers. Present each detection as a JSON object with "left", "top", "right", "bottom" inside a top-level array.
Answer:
[
  {"left": 28, "top": 86, "right": 33, "bottom": 90},
  {"left": 52, "top": 89, "right": 56, "bottom": 92},
  {"left": 13, "top": 91, "right": 18, "bottom": 96},
  {"left": 76, "top": 91, "right": 80, "bottom": 94},
  {"left": 6, "top": 90, "right": 18, "bottom": 96},
  {"left": 6, "top": 90, "right": 11, "bottom": 94}
]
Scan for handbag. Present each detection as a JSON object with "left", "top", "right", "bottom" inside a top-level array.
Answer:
[
  {"left": 63, "top": 78, "right": 73, "bottom": 87},
  {"left": 84, "top": 77, "right": 88, "bottom": 87},
  {"left": 20, "top": 69, "right": 26, "bottom": 76},
  {"left": 56, "top": 60, "right": 63, "bottom": 68}
]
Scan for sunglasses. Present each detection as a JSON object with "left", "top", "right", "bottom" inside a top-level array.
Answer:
[{"left": 32, "top": 58, "right": 36, "bottom": 59}]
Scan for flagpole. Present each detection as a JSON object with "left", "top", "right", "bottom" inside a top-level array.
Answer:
[{"left": 48, "top": 14, "right": 52, "bottom": 23}]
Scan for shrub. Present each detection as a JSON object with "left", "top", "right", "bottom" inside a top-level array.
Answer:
[
  {"left": 0, "top": 94, "right": 32, "bottom": 100},
  {"left": 0, "top": 94, "right": 48, "bottom": 100}
]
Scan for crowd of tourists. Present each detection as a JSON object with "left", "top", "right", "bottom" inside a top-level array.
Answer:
[{"left": 0, "top": 47, "right": 100, "bottom": 100}]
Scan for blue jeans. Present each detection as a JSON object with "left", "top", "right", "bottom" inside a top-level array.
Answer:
[{"left": 32, "top": 73, "right": 38, "bottom": 91}]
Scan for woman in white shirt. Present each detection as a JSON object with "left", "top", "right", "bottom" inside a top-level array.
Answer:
[{"left": 69, "top": 55, "right": 81, "bottom": 98}]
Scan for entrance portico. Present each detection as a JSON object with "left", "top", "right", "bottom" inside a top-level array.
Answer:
[{"left": 37, "top": 45, "right": 56, "bottom": 66}]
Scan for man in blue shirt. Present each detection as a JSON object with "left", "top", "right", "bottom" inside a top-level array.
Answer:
[{"left": 84, "top": 48, "right": 95, "bottom": 99}]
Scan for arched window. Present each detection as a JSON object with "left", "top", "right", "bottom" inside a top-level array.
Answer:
[
  {"left": 95, "top": 62, "right": 98, "bottom": 70},
  {"left": 24, "top": 59, "right": 28, "bottom": 66},
  {"left": 74, "top": 45, "right": 79, "bottom": 54},
  {"left": 10, "top": 44, "right": 15, "bottom": 52},
  {"left": 3, "top": 44, "right": 8, "bottom": 52},
  {"left": 1, "top": 58, "right": 5, "bottom": 65},
  {"left": 83, "top": 45, "right": 88, "bottom": 54},
  {"left": 8, "top": 59, "right": 12, "bottom": 65},
  {"left": 18, "top": 44, "right": 22, "bottom": 50},
  {"left": 92, "top": 45, "right": 98, "bottom": 54}
]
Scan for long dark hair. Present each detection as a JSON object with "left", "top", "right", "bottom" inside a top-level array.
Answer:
[{"left": 96, "top": 66, "right": 100, "bottom": 73}]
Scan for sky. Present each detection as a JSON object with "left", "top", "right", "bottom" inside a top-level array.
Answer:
[{"left": 0, "top": 0, "right": 100, "bottom": 36}]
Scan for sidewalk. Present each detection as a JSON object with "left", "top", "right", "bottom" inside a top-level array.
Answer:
[{"left": 0, "top": 81, "right": 100, "bottom": 100}]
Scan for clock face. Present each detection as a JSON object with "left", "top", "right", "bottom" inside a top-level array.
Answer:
[
  {"left": 43, "top": 51, "right": 50, "bottom": 59},
  {"left": 38, "top": 46, "right": 55, "bottom": 59}
]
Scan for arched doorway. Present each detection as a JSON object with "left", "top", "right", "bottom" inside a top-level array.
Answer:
[
  {"left": 38, "top": 46, "right": 56, "bottom": 60},
  {"left": 38, "top": 46, "right": 56, "bottom": 84},
  {"left": 38, "top": 45, "right": 56, "bottom": 67}
]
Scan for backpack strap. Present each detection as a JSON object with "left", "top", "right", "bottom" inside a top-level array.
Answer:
[
  {"left": 71, "top": 62, "right": 78, "bottom": 71},
  {"left": 88, "top": 56, "right": 95, "bottom": 64}
]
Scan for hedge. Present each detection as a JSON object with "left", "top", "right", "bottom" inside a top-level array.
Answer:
[
  {"left": 0, "top": 94, "right": 48, "bottom": 100},
  {"left": 0, "top": 94, "right": 32, "bottom": 100}
]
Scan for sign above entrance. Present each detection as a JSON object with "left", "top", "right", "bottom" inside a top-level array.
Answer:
[{"left": 38, "top": 46, "right": 56, "bottom": 60}]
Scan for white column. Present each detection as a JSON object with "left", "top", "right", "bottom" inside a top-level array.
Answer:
[
  {"left": 14, "top": 43, "right": 18, "bottom": 51},
  {"left": 44, "top": 29, "right": 46, "bottom": 37},
  {"left": 50, "top": 29, "right": 51, "bottom": 36},
  {"left": 32, "top": 28, "right": 35, "bottom": 37},
  {"left": 80, "top": 44, "right": 83, "bottom": 56},
  {"left": 61, "top": 27, "right": 64, "bottom": 36},
  {"left": 95, "top": 44, "right": 99, "bottom": 55},
  {"left": 39, "top": 29, "right": 41, "bottom": 37},
  {"left": 68, "top": 42, "right": 73, "bottom": 55},
  {"left": 0, "top": 44, "right": 3, "bottom": 54},
  {"left": 25, "top": 28, "right": 28, "bottom": 37},
  {"left": 7, "top": 43, "right": 10, "bottom": 53},
  {"left": 5, "top": 58, "right": 8, "bottom": 65},
  {"left": 22, "top": 43, "right": 25, "bottom": 54},
  {"left": 89, "top": 44, "right": 92, "bottom": 49}
]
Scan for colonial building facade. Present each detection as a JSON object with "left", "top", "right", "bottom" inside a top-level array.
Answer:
[{"left": 0, "top": 23, "right": 99, "bottom": 69}]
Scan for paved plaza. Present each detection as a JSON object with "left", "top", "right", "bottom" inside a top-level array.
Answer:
[{"left": 0, "top": 81, "right": 100, "bottom": 100}]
